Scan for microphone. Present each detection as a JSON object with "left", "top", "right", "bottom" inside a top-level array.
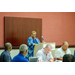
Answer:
[{"left": 41, "top": 36, "right": 45, "bottom": 43}]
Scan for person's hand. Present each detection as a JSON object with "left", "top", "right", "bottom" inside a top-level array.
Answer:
[
  {"left": 38, "top": 59, "right": 43, "bottom": 62},
  {"left": 42, "top": 41, "right": 45, "bottom": 43},
  {"left": 46, "top": 60, "right": 49, "bottom": 62},
  {"left": 34, "top": 44, "right": 37, "bottom": 46},
  {"left": 42, "top": 60, "right": 44, "bottom": 62},
  {"left": 49, "top": 58, "right": 54, "bottom": 62},
  {"left": 49, "top": 60, "right": 54, "bottom": 62}
]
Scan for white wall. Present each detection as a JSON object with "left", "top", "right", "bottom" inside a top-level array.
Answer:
[{"left": 0, "top": 48, "right": 75, "bottom": 59}]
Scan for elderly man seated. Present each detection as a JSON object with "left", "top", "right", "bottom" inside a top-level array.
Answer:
[
  {"left": 0, "top": 42, "right": 12, "bottom": 62},
  {"left": 12, "top": 44, "right": 29, "bottom": 62},
  {"left": 36, "top": 44, "right": 54, "bottom": 62},
  {"left": 55, "top": 41, "right": 71, "bottom": 62}
]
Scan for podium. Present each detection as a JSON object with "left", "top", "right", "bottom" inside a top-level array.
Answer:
[{"left": 34, "top": 43, "right": 55, "bottom": 57}]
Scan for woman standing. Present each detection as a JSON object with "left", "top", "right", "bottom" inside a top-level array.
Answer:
[{"left": 25, "top": 31, "right": 40, "bottom": 60}]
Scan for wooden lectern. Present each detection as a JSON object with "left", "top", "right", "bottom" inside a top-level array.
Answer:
[{"left": 34, "top": 43, "right": 55, "bottom": 57}]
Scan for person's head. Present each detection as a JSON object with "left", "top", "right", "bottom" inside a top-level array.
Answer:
[
  {"left": 63, "top": 54, "right": 75, "bottom": 62},
  {"left": 44, "top": 44, "right": 52, "bottom": 55},
  {"left": 31, "top": 31, "right": 36, "bottom": 39},
  {"left": 19, "top": 44, "right": 28, "bottom": 56},
  {"left": 5, "top": 42, "right": 12, "bottom": 52},
  {"left": 62, "top": 41, "right": 69, "bottom": 51}
]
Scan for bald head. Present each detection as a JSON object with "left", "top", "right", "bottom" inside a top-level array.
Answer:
[
  {"left": 62, "top": 41, "right": 69, "bottom": 45},
  {"left": 62, "top": 41, "right": 69, "bottom": 51},
  {"left": 5, "top": 42, "right": 12, "bottom": 51}
]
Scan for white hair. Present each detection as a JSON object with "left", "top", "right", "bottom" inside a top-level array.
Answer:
[
  {"left": 19, "top": 44, "right": 28, "bottom": 52},
  {"left": 45, "top": 44, "right": 52, "bottom": 48}
]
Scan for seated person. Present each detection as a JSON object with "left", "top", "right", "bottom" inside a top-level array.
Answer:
[
  {"left": 25, "top": 31, "right": 40, "bottom": 60},
  {"left": 55, "top": 41, "right": 71, "bottom": 61},
  {"left": 63, "top": 54, "right": 75, "bottom": 62},
  {"left": 36, "top": 44, "right": 54, "bottom": 62},
  {"left": 12, "top": 44, "right": 29, "bottom": 62},
  {"left": 0, "top": 42, "right": 12, "bottom": 62}
]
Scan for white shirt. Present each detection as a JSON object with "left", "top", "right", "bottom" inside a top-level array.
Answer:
[
  {"left": 55, "top": 47, "right": 71, "bottom": 58},
  {"left": 36, "top": 48, "right": 53, "bottom": 62}
]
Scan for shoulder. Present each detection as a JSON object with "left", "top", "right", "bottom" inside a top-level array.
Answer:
[
  {"left": 18, "top": 53, "right": 29, "bottom": 62},
  {"left": 37, "top": 49, "right": 43, "bottom": 55},
  {"left": 13, "top": 55, "right": 18, "bottom": 59},
  {"left": 56, "top": 47, "right": 62, "bottom": 54},
  {"left": 67, "top": 48, "right": 70, "bottom": 51},
  {"left": 2, "top": 50, "right": 6, "bottom": 53},
  {"left": 48, "top": 52, "right": 53, "bottom": 56},
  {"left": 67, "top": 49, "right": 71, "bottom": 52},
  {"left": 12, "top": 54, "right": 20, "bottom": 62},
  {"left": 12, "top": 55, "right": 29, "bottom": 62},
  {"left": 49, "top": 51, "right": 52, "bottom": 54},
  {"left": 28, "top": 37, "right": 33, "bottom": 41},
  {"left": 35, "top": 37, "right": 40, "bottom": 43},
  {"left": 38, "top": 48, "right": 43, "bottom": 52},
  {"left": 12, "top": 56, "right": 17, "bottom": 62},
  {"left": 57, "top": 47, "right": 62, "bottom": 51},
  {"left": 28, "top": 37, "right": 32, "bottom": 39},
  {"left": 2, "top": 50, "right": 9, "bottom": 56},
  {"left": 35, "top": 37, "right": 39, "bottom": 40},
  {"left": 35, "top": 37, "right": 38, "bottom": 39}
]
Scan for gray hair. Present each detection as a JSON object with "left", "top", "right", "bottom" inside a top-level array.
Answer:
[
  {"left": 19, "top": 44, "right": 28, "bottom": 53},
  {"left": 45, "top": 44, "right": 52, "bottom": 48},
  {"left": 63, "top": 41, "right": 69, "bottom": 45}
]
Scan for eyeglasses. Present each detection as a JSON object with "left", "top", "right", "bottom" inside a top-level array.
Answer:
[{"left": 32, "top": 34, "right": 36, "bottom": 35}]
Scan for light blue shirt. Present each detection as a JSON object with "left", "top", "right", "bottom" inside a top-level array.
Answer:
[
  {"left": 36, "top": 48, "right": 53, "bottom": 62},
  {"left": 0, "top": 50, "right": 12, "bottom": 62}
]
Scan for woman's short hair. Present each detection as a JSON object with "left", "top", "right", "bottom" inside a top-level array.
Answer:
[{"left": 31, "top": 31, "right": 36, "bottom": 34}]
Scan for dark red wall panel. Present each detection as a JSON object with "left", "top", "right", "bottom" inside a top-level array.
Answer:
[{"left": 4, "top": 17, "right": 42, "bottom": 46}]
